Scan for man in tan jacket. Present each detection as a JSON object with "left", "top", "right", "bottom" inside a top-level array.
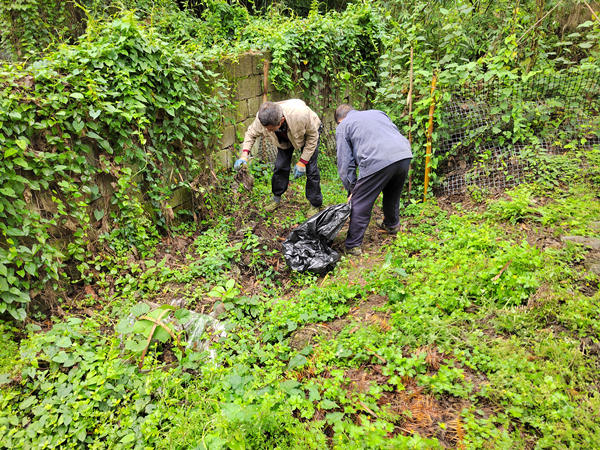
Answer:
[{"left": 234, "top": 100, "right": 323, "bottom": 214}]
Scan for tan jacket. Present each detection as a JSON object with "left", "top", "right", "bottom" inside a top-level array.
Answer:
[{"left": 242, "top": 99, "right": 321, "bottom": 162}]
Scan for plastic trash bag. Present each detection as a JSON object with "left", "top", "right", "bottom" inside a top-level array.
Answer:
[{"left": 282, "top": 203, "right": 351, "bottom": 274}]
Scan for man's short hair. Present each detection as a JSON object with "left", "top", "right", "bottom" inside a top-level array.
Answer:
[
  {"left": 334, "top": 104, "right": 354, "bottom": 123},
  {"left": 258, "top": 101, "right": 283, "bottom": 126}
]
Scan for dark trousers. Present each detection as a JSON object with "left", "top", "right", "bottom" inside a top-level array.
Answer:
[
  {"left": 272, "top": 140, "right": 323, "bottom": 207},
  {"left": 346, "top": 158, "right": 411, "bottom": 249}
]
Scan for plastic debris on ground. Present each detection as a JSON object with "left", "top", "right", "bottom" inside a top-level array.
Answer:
[
  {"left": 171, "top": 298, "right": 227, "bottom": 361},
  {"left": 282, "top": 203, "right": 351, "bottom": 274}
]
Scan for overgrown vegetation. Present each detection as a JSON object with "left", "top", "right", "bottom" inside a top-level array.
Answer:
[
  {"left": 0, "top": 12, "right": 230, "bottom": 320},
  {"left": 2, "top": 147, "right": 599, "bottom": 447},
  {"left": 1, "top": 0, "right": 599, "bottom": 447}
]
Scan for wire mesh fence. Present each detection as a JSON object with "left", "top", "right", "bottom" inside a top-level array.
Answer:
[
  {"left": 252, "top": 65, "right": 599, "bottom": 196},
  {"left": 437, "top": 65, "right": 600, "bottom": 196}
]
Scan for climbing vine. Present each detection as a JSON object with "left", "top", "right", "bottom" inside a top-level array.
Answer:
[
  {"left": 0, "top": 12, "right": 229, "bottom": 319},
  {"left": 243, "top": 2, "right": 383, "bottom": 107}
]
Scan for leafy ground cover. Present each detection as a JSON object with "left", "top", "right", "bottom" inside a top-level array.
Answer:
[
  {"left": 1, "top": 1, "right": 598, "bottom": 447},
  {"left": 1, "top": 146, "right": 599, "bottom": 448}
]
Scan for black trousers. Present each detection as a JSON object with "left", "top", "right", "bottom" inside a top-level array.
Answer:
[
  {"left": 272, "top": 139, "right": 322, "bottom": 207},
  {"left": 346, "top": 158, "right": 411, "bottom": 249}
]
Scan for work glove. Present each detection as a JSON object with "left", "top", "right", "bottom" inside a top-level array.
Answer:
[
  {"left": 293, "top": 161, "right": 306, "bottom": 179},
  {"left": 234, "top": 150, "right": 250, "bottom": 171}
]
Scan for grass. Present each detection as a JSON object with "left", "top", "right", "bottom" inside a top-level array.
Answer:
[{"left": 0, "top": 146, "right": 599, "bottom": 448}]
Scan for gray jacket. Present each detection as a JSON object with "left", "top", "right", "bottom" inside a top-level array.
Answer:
[{"left": 336, "top": 109, "right": 412, "bottom": 192}]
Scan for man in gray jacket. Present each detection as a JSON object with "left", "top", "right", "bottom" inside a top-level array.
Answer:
[
  {"left": 234, "top": 100, "right": 323, "bottom": 215},
  {"left": 335, "top": 104, "right": 412, "bottom": 255}
]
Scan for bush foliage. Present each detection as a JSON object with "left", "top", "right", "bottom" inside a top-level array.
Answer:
[{"left": 0, "top": 12, "right": 228, "bottom": 319}]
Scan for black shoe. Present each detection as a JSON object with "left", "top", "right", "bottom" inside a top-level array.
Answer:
[{"left": 377, "top": 220, "right": 400, "bottom": 234}]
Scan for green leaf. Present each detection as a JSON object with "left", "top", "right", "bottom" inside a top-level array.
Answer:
[
  {"left": 61, "top": 412, "right": 73, "bottom": 427},
  {"left": 121, "top": 433, "right": 136, "bottom": 444},
  {"left": 115, "top": 317, "right": 133, "bottom": 334},
  {"left": 174, "top": 308, "right": 190, "bottom": 321},
  {"left": 73, "top": 120, "right": 85, "bottom": 134},
  {"left": 152, "top": 326, "right": 171, "bottom": 343},
  {"left": 70, "top": 93, "right": 84, "bottom": 99},
  {"left": 9, "top": 307, "right": 26, "bottom": 321},
  {"left": 130, "top": 302, "right": 150, "bottom": 317},
  {"left": 132, "top": 319, "right": 154, "bottom": 335},
  {"left": 56, "top": 336, "right": 72, "bottom": 348},
  {"left": 321, "top": 399, "right": 338, "bottom": 410},
  {"left": 76, "top": 428, "right": 87, "bottom": 442},
  {"left": 15, "top": 139, "right": 28, "bottom": 150},
  {"left": 3, "top": 147, "right": 18, "bottom": 158},
  {"left": 280, "top": 379, "right": 300, "bottom": 393},
  {"left": 93, "top": 209, "right": 104, "bottom": 221},
  {"left": 86, "top": 131, "right": 102, "bottom": 140},
  {"left": 287, "top": 354, "right": 307, "bottom": 371},
  {"left": 326, "top": 412, "right": 344, "bottom": 423},
  {"left": 125, "top": 337, "right": 148, "bottom": 353},
  {"left": 307, "top": 385, "right": 321, "bottom": 402},
  {"left": 20, "top": 396, "right": 37, "bottom": 410},
  {"left": 25, "top": 263, "right": 37, "bottom": 276},
  {"left": 148, "top": 305, "right": 176, "bottom": 317},
  {"left": 577, "top": 20, "right": 594, "bottom": 28},
  {"left": 51, "top": 351, "right": 69, "bottom": 364},
  {"left": 0, "top": 187, "right": 16, "bottom": 197}
]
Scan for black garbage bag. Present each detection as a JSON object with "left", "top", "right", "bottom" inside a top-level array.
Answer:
[{"left": 282, "top": 203, "right": 351, "bottom": 274}]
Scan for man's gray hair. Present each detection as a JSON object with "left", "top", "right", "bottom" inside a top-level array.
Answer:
[
  {"left": 258, "top": 101, "right": 283, "bottom": 126},
  {"left": 334, "top": 104, "right": 354, "bottom": 123}
]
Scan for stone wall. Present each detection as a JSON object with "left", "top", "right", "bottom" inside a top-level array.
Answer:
[{"left": 215, "top": 51, "right": 285, "bottom": 168}]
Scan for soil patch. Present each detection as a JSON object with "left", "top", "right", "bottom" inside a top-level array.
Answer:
[
  {"left": 289, "top": 294, "right": 390, "bottom": 350},
  {"left": 577, "top": 278, "right": 599, "bottom": 297},
  {"left": 340, "top": 363, "right": 474, "bottom": 448}
]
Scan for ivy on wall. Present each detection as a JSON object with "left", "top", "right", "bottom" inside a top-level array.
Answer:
[
  {"left": 243, "top": 2, "right": 382, "bottom": 109},
  {"left": 0, "top": 12, "right": 229, "bottom": 319}
]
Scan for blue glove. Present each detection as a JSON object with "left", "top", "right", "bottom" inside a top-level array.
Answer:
[
  {"left": 293, "top": 162, "right": 306, "bottom": 179},
  {"left": 234, "top": 157, "right": 248, "bottom": 171}
]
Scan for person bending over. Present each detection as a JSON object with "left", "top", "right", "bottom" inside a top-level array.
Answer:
[
  {"left": 335, "top": 104, "right": 412, "bottom": 256},
  {"left": 234, "top": 100, "right": 323, "bottom": 215}
]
